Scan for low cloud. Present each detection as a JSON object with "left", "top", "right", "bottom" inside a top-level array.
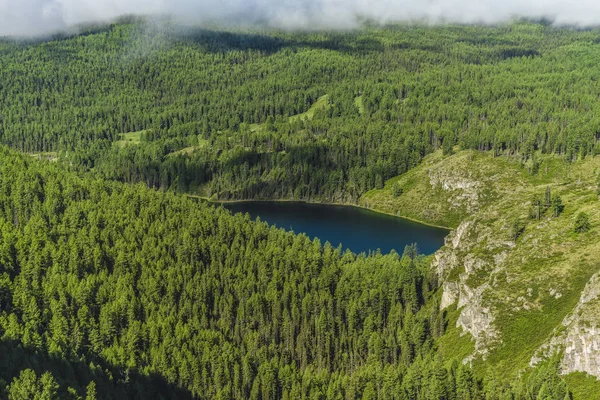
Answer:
[{"left": 1, "top": 0, "right": 600, "bottom": 37}]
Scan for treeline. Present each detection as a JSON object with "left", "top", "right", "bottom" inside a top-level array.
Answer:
[
  {"left": 0, "top": 149, "right": 571, "bottom": 399},
  {"left": 3, "top": 22, "right": 600, "bottom": 201}
]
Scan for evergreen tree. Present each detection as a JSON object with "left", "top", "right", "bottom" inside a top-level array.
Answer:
[{"left": 574, "top": 212, "right": 591, "bottom": 233}]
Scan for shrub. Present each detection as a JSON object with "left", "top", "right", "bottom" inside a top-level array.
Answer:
[
  {"left": 574, "top": 212, "right": 591, "bottom": 233},
  {"left": 392, "top": 184, "right": 404, "bottom": 198}
]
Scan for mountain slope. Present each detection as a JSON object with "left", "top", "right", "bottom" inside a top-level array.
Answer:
[
  {"left": 0, "top": 148, "right": 517, "bottom": 399},
  {"left": 363, "top": 149, "right": 600, "bottom": 397}
]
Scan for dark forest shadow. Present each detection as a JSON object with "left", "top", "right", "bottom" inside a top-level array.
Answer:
[
  {"left": 174, "top": 26, "right": 385, "bottom": 55},
  {"left": 0, "top": 340, "right": 194, "bottom": 400},
  {"left": 1, "top": 17, "right": 387, "bottom": 56}
]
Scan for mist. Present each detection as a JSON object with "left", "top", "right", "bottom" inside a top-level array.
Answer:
[{"left": 1, "top": 0, "right": 600, "bottom": 37}]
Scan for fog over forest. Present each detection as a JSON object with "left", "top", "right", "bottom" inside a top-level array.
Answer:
[{"left": 1, "top": 0, "right": 600, "bottom": 37}]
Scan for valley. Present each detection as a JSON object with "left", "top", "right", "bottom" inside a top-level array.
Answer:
[{"left": 1, "top": 17, "right": 600, "bottom": 399}]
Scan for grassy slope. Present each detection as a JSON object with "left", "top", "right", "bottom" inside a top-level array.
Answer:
[
  {"left": 360, "top": 150, "right": 600, "bottom": 397},
  {"left": 566, "top": 372, "right": 600, "bottom": 399},
  {"left": 354, "top": 96, "right": 365, "bottom": 115},
  {"left": 166, "top": 140, "right": 210, "bottom": 157},
  {"left": 115, "top": 130, "right": 145, "bottom": 147},
  {"left": 361, "top": 150, "right": 500, "bottom": 229},
  {"left": 437, "top": 303, "right": 478, "bottom": 363},
  {"left": 249, "top": 94, "right": 331, "bottom": 133},
  {"left": 288, "top": 94, "right": 331, "bottom": 123}
]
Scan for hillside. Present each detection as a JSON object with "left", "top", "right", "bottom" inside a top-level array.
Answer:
[
  {"left": 363, "top": 149, "right": 600, "bottom": 397},
  {"left": 2, "top": 19, "right": 600, "bottom": 399},
  {"left": 4, "top": 21, "right": 600, "bottom": 204},
  {"left": 1, "top": 147, "right": 583, "bottom": 399}
]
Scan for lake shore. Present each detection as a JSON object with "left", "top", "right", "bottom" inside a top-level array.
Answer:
[{"left": 185, "top": 194, "right": 453, "bottom": 231}]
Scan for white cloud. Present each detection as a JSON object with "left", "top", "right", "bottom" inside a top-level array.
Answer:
[{"left": 1, "top": 0, "right": 600, "bottom": 37}]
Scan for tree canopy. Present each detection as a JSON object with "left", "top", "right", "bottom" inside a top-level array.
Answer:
[
  {"left": 0, "top": 19, "right": 588, "bottom": 399},
  {"left": 2, "top": 21, "right": 600, "bottom": 202},
  {"left": 0, "top": 148, "right": 572, "bottom": 398}
]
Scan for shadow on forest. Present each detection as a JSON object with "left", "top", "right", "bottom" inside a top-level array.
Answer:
[
  {"left": 0, "top": 339, "right": 194, "bottom": 400},
  {"left": 0, "top": 18, "right": 470, "bottom": 57},
  {"left": 212, "top": 142, "right": 360, "bottom": 201},
  {"left": 220, "top": 142, "right": 332, "bottom": 173},
  {"left": 3, "top": 23, "right": 388, "bottom": 55},
  {"left": 176, "top": 27, "right": 386, "bottom": 55}
]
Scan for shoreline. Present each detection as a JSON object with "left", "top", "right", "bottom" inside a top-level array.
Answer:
[{"left": 185, "top": 195, "right": 453, "bottom": 231}]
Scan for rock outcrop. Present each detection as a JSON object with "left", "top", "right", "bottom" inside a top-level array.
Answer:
[
  {"left": 532, "top": 273, "right": 600, "bottom": 378},
  {"left": 435, "top": 218, "right": 505, "bottom": 361},
  {"left": 429, "top": 169, "right": 483, "bottom": 213},
  {"left": 369, "top": 150, "right": 600, "bottom": 380}
]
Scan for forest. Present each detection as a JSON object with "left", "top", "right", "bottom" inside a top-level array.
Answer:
[
  {"left": 0, "top": 18, "right": 596, "bottom": 399},
  {"left": 2, "top": 20, "right": 600, "bottom": 202},
  {"left": 0, "top": 148, "right": 572, "bottom": 399}
]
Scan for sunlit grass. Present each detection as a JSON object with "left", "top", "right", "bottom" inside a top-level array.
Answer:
[{"left": 115, "top": 130, "right": 145, "bottom": 147}]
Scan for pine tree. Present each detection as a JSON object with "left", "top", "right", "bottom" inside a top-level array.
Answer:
[{"left": 574, "top": 212, "right": 591, "bottom": 233}]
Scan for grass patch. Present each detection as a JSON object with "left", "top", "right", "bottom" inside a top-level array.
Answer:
[
  {"left": 249, "top": 123, "right": 262, "bottom": 133},
  {"left": 29, "top": 152, "right": 58, "bottom": 162},
  {"left": 565, "top": 372, "right": 600, "bottom": 399},
  {"left": 115, "top": 130, "right": 145, "bottom": 147},
  {"left": 249, "top": 95, "right": 331, "bottom": 133},
  {"left": 167, "top": 140, "right": 209, "bottom": 157},
  {"left": 289, "top": 94, "right": 330, "bottom": 123},
  {"left": 437, "top": 304, "right": 476, "bottom": 364},
  {"left": 354, "top": 95, "right": 365, "bottom": 115}
]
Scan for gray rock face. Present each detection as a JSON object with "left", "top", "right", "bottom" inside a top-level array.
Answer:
[
  {"left": 531, "top": 273, "right": 600, "bottom": 378},
  {"left": 563, "top": 325, "right": 600, "bottom": 377},
  {"left": 456, "top": 280, "right": 499, "bottom": 361},
  {"left": 559, "top": 273, "right": 600, "bottom": 377},
  {"left": 428, "top": 170, "right": 482, "bottom": 213},
  {"left": 435, "top": 218, "right": 502, "bottom": 361},
  {"left": 441, "top": 281, "right": 459, "bottom": 309},
  {"left": 432, "top": 221, "right": 472, "bottom": 278}
]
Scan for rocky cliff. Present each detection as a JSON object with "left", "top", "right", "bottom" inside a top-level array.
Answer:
[
  {"left": 532, "top": 272, "right": 600, "bottom": 377},
  {"left": 363, "top": 150, "right": 600, "bottom": 388}
]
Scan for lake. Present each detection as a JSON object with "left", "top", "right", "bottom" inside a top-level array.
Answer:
[{"left": 219, "top": 201, "right": 449, "bottom": 255}]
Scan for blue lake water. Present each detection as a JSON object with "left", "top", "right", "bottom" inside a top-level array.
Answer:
[{"left": 219, "top": 201, "right": 449, "bottom": 255}]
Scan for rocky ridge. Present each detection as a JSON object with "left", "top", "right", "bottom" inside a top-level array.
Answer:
[
  {"left": 367, "top": 150, "right": 600, "bottom": 382},
  {"left": 531, "top": 272, "right": 600, "bottom": 378}
]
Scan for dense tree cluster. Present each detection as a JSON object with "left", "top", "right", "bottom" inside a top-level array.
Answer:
[
  {"left": 0, "top": 149, "right": 572, "bottom": 398},
  {"left": 0, "top": 18, "right": 590, "bottom": 399},
  {"left": 2, "top": 21, "right": 600, "bottom": 201}
]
